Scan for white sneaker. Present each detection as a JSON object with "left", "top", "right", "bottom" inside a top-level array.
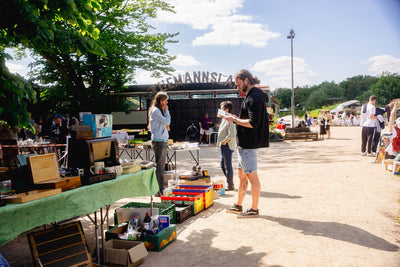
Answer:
[{"left": 361, "top": 152, "right": 367, "bottom": 156}]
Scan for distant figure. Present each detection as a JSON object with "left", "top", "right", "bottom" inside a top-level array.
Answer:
[
  {"left": 361, "top": 95, "right": 378, "bottom": 156},
  {"left": 325, "top": 111, "right": 332, "bottom": 139},
  {"left": 342, "top": 112, "right": 347, "bottom": 126},
  {"left": 318, "top": 111, "right": 326, "bottom": 139},
  {"left": 199, "top": 112, "right": 213, "bottom": 144},
  {"left": 49, "top": 113, "right": 68, "bottom": 144}
]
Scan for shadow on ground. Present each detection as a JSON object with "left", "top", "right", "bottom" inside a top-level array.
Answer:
[
  {"left": 144, "top": 228, "right": 268, "bottom": 267},
  {"left": 260, "top": 215, "right": 399, "bottom": 252}
]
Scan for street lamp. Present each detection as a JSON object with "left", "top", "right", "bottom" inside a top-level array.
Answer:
[{"left": 287, "top": 29, "right": 295, "bottom": 128}]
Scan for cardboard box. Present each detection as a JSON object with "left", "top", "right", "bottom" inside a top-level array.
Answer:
[
  {"left": 27, "top": 153, "right": 81, "bottom": 191},
  {"left": 105, "top": 239, "right": 148, "bottom": 267},
  {"left": 74, "top": 130, "right": 94, "bottom": 140},
  {"left": 83, "top": 114, "right": 112, "bottom": 138},
  {"left": 71, "top": 125, "right": 91, "bottom": 131}
]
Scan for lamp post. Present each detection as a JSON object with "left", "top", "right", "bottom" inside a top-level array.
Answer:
[{"left": 287, "top": 29, "right": 295, "bottom": 128}]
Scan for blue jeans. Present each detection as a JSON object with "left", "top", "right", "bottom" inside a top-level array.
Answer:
[
  {"left": 220, "top": 144, "right": 234, "bottom": 187},
  {"left": 152, "top": 141, "right": 167, "bottom": 193}
]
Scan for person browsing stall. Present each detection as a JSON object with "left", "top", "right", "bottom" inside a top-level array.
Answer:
[
  {"left": 49, "top": 113, "right": 68, "bottom": 144},
  {"left": 149, "top": 91, "right": 171, "bottom": 197},
  {"left": 224, "top": 69, "right": 269, "bottom": 218},
  {"left": 199, "top": 112, "right": 213, "bottom": 144},
  {"left": 216, "top": 101, "right": 237, "bottom": 191}
]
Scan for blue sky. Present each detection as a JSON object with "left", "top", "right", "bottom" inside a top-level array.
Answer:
[{"left": 6, "top": 0, "right": 400, "bottom": 91}]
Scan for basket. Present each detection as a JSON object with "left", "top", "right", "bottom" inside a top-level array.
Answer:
[{"left": 113, "top": 202, "right": 176, "bottom": 225}]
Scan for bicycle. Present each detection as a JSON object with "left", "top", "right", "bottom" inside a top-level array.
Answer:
[{"left": 185, "top": 122, "right": 199, "bottom": 142}]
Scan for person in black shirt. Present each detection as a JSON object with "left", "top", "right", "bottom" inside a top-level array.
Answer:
[{"left": 224, "top": 69, "right": 269, "bottom": 218}]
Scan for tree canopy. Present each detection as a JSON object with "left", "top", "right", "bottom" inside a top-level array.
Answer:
[
  {"left": 371, "top": 73, "right": 400, "bottom": 106},
  {"left": 274, "top": 73, "right": 400, "bottom": 112},
  {"left": 29, "top": 0, "right": 177, "bottom": 117},
  {"left": 0, "top": 0, "right": 104, "bottom": 129}
]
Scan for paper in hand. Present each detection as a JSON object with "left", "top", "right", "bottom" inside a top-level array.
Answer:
[{"left": 217, "top": 109, "right": 228, "bottom": 118}]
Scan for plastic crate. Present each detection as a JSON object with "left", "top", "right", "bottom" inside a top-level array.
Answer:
[
  {"left": 175, "top": 204, "right": 193, "bottom": 223},
  {"left": 161, "top": 193, "right": 204, "bottom": 215},
  {"left": 114, "top": 202, "right": 176, "bottom": 225},
  {"left": 173, "top": 185, "right": 214, "bottom": 209}
]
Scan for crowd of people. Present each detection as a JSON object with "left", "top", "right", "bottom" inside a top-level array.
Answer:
[{"left": 148, "top": 69, "right": 269, "bottom": 218}]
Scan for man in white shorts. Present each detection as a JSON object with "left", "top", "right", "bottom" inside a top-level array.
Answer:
[{"left": 199, "top": 112, "right": 212, "bottom": 144}]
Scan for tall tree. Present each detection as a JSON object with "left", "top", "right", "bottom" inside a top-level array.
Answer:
[
  {"left": 305, "top": 82, "right": 344, "bottom": 109},
  {"left": 294, "top": 86, "right": 312, "bottom": 110},
  {"left": 0, "top": 0, "right": 103, "bottom": 129},
  {"left": 272, "top": 88, "right": 291, "bottom": 109},
  {"left": 29, "top": 0, "right": 177, "bottom": 117},
  {"left": 339, "top": 75, "right": 378, "bottom": 101},
  {"left": 371, "top": 73, "right": 400, "bottom": 105}
]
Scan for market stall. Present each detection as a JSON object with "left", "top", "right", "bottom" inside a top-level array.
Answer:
[{"left": 0, "top": 168, "right": 158, "bottom": 246}]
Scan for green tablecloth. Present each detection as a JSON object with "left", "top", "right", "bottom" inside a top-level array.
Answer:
[{"left": 0, "top": 168, "right": 158, "bottom": 245}]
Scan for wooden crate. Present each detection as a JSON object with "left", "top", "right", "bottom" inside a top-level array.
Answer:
[
  {"left": 27, "top": 153, "right": 81, "bottom": 191},
  {"left": 27, "top": 221, "right": 99, "bottom": 266},
  {"left": 285, "top": 132, "right": 318, "bottom": 141},
  {"left": 3, "top": 188, "right": 62, "bottom": 204}
]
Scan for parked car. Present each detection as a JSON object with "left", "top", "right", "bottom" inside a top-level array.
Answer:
[{"left": 330, "top": 100, "right": 361, "bottom": 114}]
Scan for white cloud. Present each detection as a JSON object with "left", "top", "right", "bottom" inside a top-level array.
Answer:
[
  {"left": 5, "top": 62, "right": 29, "bottom": 78},
  {"left": 134, "top": 70, "right": 161, "bottom": 84},
  {"left": 252, "top": 56, "right": 315, "bottom": 89},
  {"left": 158, "top": 0, "right": 280, "bottom": 48},
  {"left": 192, "top": 16, "right": 280, "bottom": 47},
  {"left": 172, "top": 54, "right": 200, "bottom": 66},
  {"left": 158, "top": 0, "right": 245, "bottom": 30},
  {"left": 135, "top": 54, "right": 200, "bottom": 84},
  {"left": 364, "top": 55, "right": 400, "bottom": 74}
]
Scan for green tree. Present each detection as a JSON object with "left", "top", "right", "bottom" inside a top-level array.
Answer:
[
  {"left": 272, "top": 88, "right": 291, "bottom": 109},
  {"left": 371, "top": 73, "right": 400, "bottom": 105},
  {"left": 339, "top": 75, "right": 378, "bottom": 101},
  {"left": 294, "top": 86, "right": 312, "bottom": 110},
  {"left": 305, "top": 82, "right": 344, "bottom": 109},
  {"left": 29, "top": 0, "right": 177, "bottom": 117},
  {"left": 0, "top": 0, "right": 103, "bottom": 129}
]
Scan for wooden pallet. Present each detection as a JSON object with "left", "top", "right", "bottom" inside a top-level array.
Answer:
[
  {"left": 286, "top": 127, "right": 311, "bottom": 133},
  {"left": 285, "top": 132, "right": 318, "bottom": 141}
]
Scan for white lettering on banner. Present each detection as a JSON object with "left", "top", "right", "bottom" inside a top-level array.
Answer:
[{"left": 155, "top": 71, "right": 234, "bottom": 90}]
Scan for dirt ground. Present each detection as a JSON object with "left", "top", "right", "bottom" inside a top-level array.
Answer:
[{"left": 1, "top": 126, "right": 400, "bottom": 266}]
